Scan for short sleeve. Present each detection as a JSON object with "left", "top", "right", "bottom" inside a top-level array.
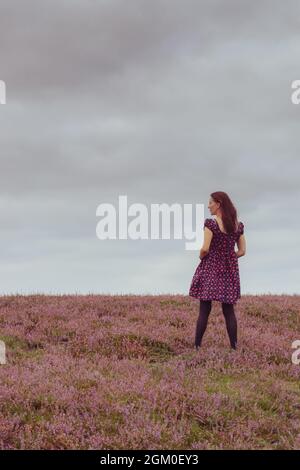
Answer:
[
  {"left": 203, "top": 218, "right": 215, "bottom": 233},
  {"left": 238, "top": 221, "right": 244, "bottom": 236}
]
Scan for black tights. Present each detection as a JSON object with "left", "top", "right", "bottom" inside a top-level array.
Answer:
[{"left": 195, "top": 300, "right": 237, "bottom": 349}]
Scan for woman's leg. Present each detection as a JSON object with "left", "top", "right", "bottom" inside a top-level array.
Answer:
[
  {"left": 195, "top": 300, "right": 212, "bottom": 348},
  {"left": 222, "top": 302, "right": 237, "bottom": 349}
]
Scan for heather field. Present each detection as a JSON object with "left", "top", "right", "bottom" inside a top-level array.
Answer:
[{"left": 0, "top": 294, "right": 300, "bottom": 450}]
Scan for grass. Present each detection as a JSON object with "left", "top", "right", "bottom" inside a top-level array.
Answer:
[{"left": 0, "top": 293, "right": 299, "bottom": 449}]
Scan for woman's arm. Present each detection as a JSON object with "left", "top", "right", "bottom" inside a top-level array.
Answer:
[
  {"left": 199, "top": 248, "right": 209, "bottom": 260},
  {"left": 235, "top": 234, "right": 246, "bottom": 258},
  {"left": 199, "top": 227, "right": 213, "bottom": 260}
]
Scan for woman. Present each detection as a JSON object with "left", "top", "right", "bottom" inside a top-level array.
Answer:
[{"left": 189, "top": 191, "right": 246, "bottom": 350}]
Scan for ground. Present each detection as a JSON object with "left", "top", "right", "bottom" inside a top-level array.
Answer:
[{"left": 0, "top": 294, "right": 299, "bottom": 449}]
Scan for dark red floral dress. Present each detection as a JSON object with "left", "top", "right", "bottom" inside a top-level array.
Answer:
[{"left": 189, "top": 218, "right": 244, "bottom": 304}]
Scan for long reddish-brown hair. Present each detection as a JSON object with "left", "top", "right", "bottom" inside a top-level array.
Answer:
[{"left": 210, "top": 191, "right": 239, "bottom": 234}]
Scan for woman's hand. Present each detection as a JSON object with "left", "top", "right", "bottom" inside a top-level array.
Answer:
[{"left": 199, "top": 249, "right": 209, "bottom": 260}]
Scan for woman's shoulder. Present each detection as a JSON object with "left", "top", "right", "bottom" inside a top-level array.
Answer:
[
  {"left": 237, "top": 220, "right": 244, "bottom": 234},
  {"left": 203, "top": 218, "right": 216, "bottom": 232},
  {"left": 204, "top": 218, "right": 244, "bottom": 235}
]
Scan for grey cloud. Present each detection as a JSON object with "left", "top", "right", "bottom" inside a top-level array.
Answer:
[{"left": 0, "top": 0, "right": 299, "bottom": 294}]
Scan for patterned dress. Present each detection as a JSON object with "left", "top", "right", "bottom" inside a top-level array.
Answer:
[{"left": 189, "top": 218, "right": 244, "bottom": 304}]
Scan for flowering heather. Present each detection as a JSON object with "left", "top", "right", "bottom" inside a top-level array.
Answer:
[{"left": 0, "top": 294, "right": 300, "bottom": 449}]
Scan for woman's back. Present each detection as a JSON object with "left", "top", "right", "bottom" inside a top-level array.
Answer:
[
  {"left": 214, "top": 216, "right": 241, "bottom": 235},
  {"left": 189, "top": 217, "right": 245, "bottom": 303}
]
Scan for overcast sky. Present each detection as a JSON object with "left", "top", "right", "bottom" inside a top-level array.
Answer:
[{"left": 0, "top": 0, "right": 299, "bottom": 296}]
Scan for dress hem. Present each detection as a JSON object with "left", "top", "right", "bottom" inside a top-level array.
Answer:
[{"left": 189, "top": 293, "right": 240, "bottom": 304}]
